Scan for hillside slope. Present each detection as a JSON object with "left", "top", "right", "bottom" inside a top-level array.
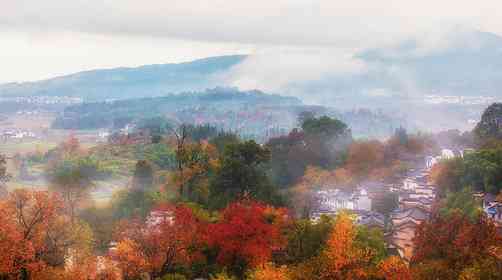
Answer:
[{"left": 0, "top": 55, "right": 246, "bottom": 101}]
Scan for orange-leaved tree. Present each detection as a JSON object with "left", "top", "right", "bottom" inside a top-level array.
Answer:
[
  {"left": 0, "top": 189, "right": 90, "bottom": 279},
  {"left": 377, "top": 256, "right": 412, "bottom": 280},
  {"left": 113, "top": 204, "right": 206, "bottom": 279},
  {"left": 249, "top": 263, "right": 290, "bottom": 280},
  {"left": 319, "top": 212, "right": 375, "bottom": 280},
  {"left": 169, "top": 140, "right": 218, "bottom": 203},
  {"left": 346, "top": 140, "right": 385, "bottom": 181}
]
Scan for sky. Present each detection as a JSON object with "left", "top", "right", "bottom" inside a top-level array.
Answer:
[{"left": 2, "top": 0, "right": 502, "bottom": 84}]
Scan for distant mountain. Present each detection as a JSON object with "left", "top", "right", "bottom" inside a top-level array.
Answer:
[
  {"left": 252, "top": 30, "right": 499, "bottom": 111},
  {"left": 2, "top": 30, "right": 502, "bottom": 119},
  {"left": 0, "top": 55, "right": 246, "bottom": 101},
  {"left": 357, "top": 30, "right": 502, "bottom": 98}
]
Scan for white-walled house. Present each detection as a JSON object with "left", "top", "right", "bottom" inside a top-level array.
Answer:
[
  {"left": 356, "top": 189, "right": 372, "bottom": 211},
  {"left": 441, "top": 149, "right": 455, "bottom": 160},
  {"left": 314, "top": 188, "right": 372, "bottom": 213}
]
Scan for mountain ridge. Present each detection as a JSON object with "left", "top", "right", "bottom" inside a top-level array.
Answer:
[
  {"left": 3, "top": 30, "right": 502, "bottom": 104},
  {"left": 0, "top": 55, "right": 247, "bottom": 101}
]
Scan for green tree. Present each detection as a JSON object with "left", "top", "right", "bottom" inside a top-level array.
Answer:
[
  {"left": 463, "top": 148, "right": 502, "bottom": 194},
  {"left": 0, "top": 154, "right": 10, "bottom": 196},
  {"left": 354, "top": 226, "right": 387, "bottom": 265},
  {"left": 301, "top": 116, "right": 352, "bottom": 168},
  {"left": 209, "top": 140, "right": 282, "bottom": 209},
  {"left": 431, "top": 148, "right": 502, "bottom": 195},
  {"left": 132, "top": 160, "right": 154, "bottom": 190},
  {"left": 266, "top": 129, "right": 314, "bottom": 188},
  {"left": 161, "top": 273, "right": 187, "bottom": 280},
  {"left": 138, "top": 116, "right": 172, "bottom": 135},
  {"left": 145, "top": 143, "right": 176, "bottom": 169},
  {"left": 0, "top": 154, "right": 9, "bottom": 183},
  {"left": 47, "top": 157, "right": 100, "bottom": 221},
  {"left": 439, "top": 187, "right": 483, "bottom": 222},
  {"left": 430, "top": 157, "right": 467, "bottom": 197},
  {"left": 186, "top": 124, "right": 219, "bottom": 142},
  {"left": 209, "top": 132, "right": 240, "bottom": 154},
  {"left": 170, "top": 140, "right": 216, "bottom": 202},
  {"left": 301, "top": 116, "right": 349, "bottom": 138},
  {"left": 110, "top": 188, "right": 156, "bottom": 220},
  {"left": 395, "top": 126, "right": 409, "bottom": 146},
  {"left": 79, "top": 206, "right": 115, "bottom": 253},
  {"left": 474, "top": 102, "right": 502, "bottom": 141},
  {"left": 284, "top": 215, "right": 334, "bottom": 264},
  {"left": 297, "top": 111, "right": 316, "bottom": 127},
  {"left": 267, "top": 117, "right": 352, "bottom": 188}
]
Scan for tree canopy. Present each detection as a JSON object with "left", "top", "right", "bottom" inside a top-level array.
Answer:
[{"left": 209, "top": 140, "right": 283, "bottom": 209}]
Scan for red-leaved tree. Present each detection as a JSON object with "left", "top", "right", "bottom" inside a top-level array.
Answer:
[
  {"left": 207, "top": 200, "right": 290, "bottom": 275},
  {"left": 412, "top": 212, "right": 502, "bottom": 279},
  {"left": 0, "top": 190, "right": 68, "bottom": 279}
]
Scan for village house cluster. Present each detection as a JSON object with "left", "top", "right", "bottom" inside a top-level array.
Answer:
[
  {"left": 386, "top": 166, "right": 436, "bottom": 262},
  {"left": 1, "top": 128, "right": 38, "bottom": 140},
  {"left": 310, "top": 188, "right": 386, "bottom": 228},
  {"left": 310, "top": 148, "right": 501, "bottom": 263}
]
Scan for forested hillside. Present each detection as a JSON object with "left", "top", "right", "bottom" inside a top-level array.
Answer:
[{"left": 51, "top": 88, "right": 405, "bottom": 140}]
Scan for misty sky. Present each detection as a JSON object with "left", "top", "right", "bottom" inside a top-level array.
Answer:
[{"left": 2, "top": 0, "right": 502, "bottom": 84}]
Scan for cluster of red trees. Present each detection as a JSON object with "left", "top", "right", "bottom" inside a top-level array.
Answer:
[
  {"left": 0, "top": 188, "right": 292, "bottom": 279},
  {"left": 112, "top": 200, "right": 290, "bottom": 279},
  {"left": 1, "top": 188, "right": 501, "bottom": 280}
]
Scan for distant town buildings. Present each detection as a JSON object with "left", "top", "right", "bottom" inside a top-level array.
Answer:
[
  {"left": 423, "top": 95, "right": 498, "bottom": 106},
  {"left": 1, "top": 128, "right": 37, "bottom": 140},
  {"left": 0, "top": 95, "right": 83, "bottom": 105}
]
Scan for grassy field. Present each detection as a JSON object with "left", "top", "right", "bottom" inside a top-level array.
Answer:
[
  {"left": 6, "top": 180, "right": 48, "bottom": 191},
  {"left": 0, "top": 113, "right": 54, "bottom": 131},
  {"left": 0, "top": 114, "right": 154, "bottom": 203},
  {"left": 2, "top": 140, "right": 131, "bottom": 204},
  {"left": 0, "top": 140, "right": 58, "bottom": 155},
  {"left": 1, "top": 113, "right": 100, "bottom": 155}
]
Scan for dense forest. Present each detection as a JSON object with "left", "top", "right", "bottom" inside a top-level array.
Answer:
[
  {"left": 1, "top": 103, "right": 501, "bottom": 279},
  {"left": 51, "top": 88, "right": 405, "bottom": 140}
]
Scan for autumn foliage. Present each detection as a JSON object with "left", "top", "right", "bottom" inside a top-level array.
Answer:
[
  {"left": 113, "top": 204, "right": 206, "bottom": 279},
  {"left": 0, "top": 189, "right": 97, "bottom": 279},
  {"left": 412, "top": 212, "right": 502, "bottom": 279},
  {"left": 346, "top": 140, "right": 385, "bottom": 180},
  {"left": 318, "top": 213, "right": 374, "bottom": 279},
  {"left": 2, "top": 120, "right": 502, "bottom": 280},
  {"left": 249, "top": 263, "right": 290, "bottom": 280},
  {"left": 287, "top": 213, "right": 410, "bottom": 280},
  {"left": 207, "top": 200, "right": 290, "bottom": 272},
  {"left": 377, "top": 256, "right": 412, "bottom": 280},
  {"left": 1, "top": 188, "right": 500, "bottom": 280}
]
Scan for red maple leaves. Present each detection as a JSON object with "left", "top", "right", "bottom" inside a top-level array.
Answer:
[{"left": 207, "top": 200, "right": 290, "bottom": 268}]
